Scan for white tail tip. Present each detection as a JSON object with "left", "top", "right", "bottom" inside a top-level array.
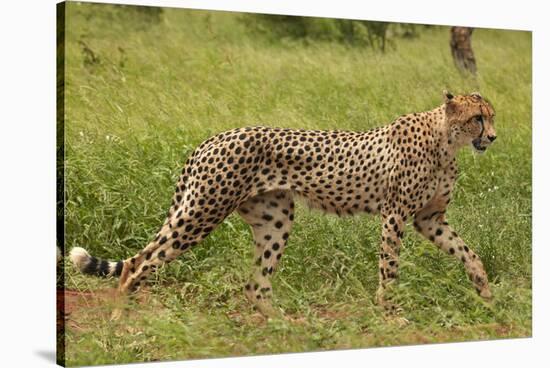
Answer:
[{"left": 69, "top": 247, "right": 91, "bottom": 270}]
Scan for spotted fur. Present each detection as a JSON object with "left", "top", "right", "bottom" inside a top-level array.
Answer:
[{"left": 71, "top": 91, "right": 497, "bottom": 316}]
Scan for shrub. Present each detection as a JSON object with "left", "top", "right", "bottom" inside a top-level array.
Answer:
[{"left": 241, "top": 14, "right": 427, "bottom": 51}]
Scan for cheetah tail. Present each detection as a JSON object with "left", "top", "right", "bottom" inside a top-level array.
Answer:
[{"left": 69, "top": 247, "right": 123, "bottom": 278}]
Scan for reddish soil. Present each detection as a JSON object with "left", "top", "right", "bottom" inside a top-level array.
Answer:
[
  {"left": 57, "top": 287, "right": 159, "bottom": 333},
  {"left": 59, "top": 288, "right": 117, "bottom": 315},
  {"left": 57, "top": 288, "right": 121, "bottom": 335}
]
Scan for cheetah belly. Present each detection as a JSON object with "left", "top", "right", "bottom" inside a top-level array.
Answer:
[{"left": 259, "top": 149, "right": 390, "bottom": 216}]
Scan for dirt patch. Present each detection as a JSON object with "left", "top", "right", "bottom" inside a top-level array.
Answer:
[
  {"left": 58, "top": 288, "right": 116, "bottom": 333},
  {"left": 227, "top": 310, "right": 268, "bottom": 325},
  {"left": 58, "top": 288, "right": 156, "bottom": 333},
  {"left": 59, "top": 287, "right": 156, "bottom": 313},
  {"left": 60, "top": 288, "right": 118, "bottom": 315},
  {"left": 309, "top": 304, "right": 360, "bottom": 321},
  {"left": 384, "top": 323, "right": 525, "bottom": 346}
]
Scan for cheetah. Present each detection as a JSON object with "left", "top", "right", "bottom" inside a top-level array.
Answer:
[{"left": 70, "top": 91, "right": 497, "bottom": 317}]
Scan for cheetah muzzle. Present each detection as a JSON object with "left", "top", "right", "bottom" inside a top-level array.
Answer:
[{"left": 70, "top": 90, "right": 497, "bottom": 318}]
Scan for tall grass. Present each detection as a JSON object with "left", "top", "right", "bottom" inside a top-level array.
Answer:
[{"left": 61, "top": 3, "right": 531, "bottom": 366}]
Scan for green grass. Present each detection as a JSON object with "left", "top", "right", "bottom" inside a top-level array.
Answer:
[{"left": 60, "top": 3, "right": 532, "bottom": 366}]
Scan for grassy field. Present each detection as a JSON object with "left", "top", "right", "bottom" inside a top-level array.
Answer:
[{"left": 60, "top": 3, "right": 532, "bottom": 366}]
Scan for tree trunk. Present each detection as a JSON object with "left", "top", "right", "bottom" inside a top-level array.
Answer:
[{"left": 450, "top": 27, "right": 477, "bottom": 75}]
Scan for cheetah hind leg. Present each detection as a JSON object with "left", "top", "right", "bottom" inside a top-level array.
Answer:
[
  {"left": 110, "top": 204, "right": 225, "bottom": 319},
  {"left": 238, "top": 190, "right": 294, "bottom": 319}
]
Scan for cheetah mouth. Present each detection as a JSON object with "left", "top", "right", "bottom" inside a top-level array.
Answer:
[{"left": 472, "top": 139, "right": 487, "bottom": 153}]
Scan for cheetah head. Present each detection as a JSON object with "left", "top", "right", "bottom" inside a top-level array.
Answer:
[{"left": 443, "top": 91, "right": 497, "bottom": 153}]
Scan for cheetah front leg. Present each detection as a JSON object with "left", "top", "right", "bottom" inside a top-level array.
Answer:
[
  {"left": 376, "top": 210, "right": 406, "bottom": 314},
  {"left": 414, "top": 206, "right": 491, "bottom": 299}
]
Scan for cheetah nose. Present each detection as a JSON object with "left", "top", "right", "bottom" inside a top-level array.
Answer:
[{"left": 488, "top": 135, "right": 497, "bottom": 142}]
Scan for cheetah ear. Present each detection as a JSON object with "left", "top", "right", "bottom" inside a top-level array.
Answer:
[
  {"left": 443, "top": 90, "right": 454, "bottom": 103},
  {"left": 470, "top": 91, "right": 483, "bottom": 100}
]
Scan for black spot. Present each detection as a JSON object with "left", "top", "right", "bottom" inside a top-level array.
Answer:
[
  {"left": 262, "top": 213, "right": 273, "bottom": 221},
  {"left": 264, "top": 250, "right": 271, "bottom": 258},
  {"left": 158, "top": 250, "right": 166, "bottom": 259},
  {"left": 435, "top": 228, "right": 443, "bottom": 236},
  {"left": 275, "top": 221, "right": 283, "bottom": 229},
  {"left": 159, "top": 236, "right": 167, "bottom": 245},
  {"left": 272, "top": 242, "right": 280, "bottom": 250},
  {"left": 449, "top": 247, "right": 455, "bottom": 255}
]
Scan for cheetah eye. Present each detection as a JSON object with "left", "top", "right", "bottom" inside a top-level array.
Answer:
[{"left": 474, "top": 115, "right": 484, "bottom": 123}]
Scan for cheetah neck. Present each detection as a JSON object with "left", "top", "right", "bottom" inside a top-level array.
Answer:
[{"left": 432, "top": 104, "right": 461, "bottom": 168}]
